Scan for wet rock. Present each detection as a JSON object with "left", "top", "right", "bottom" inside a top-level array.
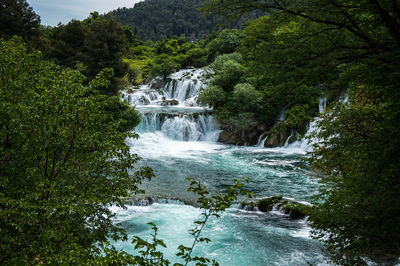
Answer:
[
  {"left": 150, "top": 78, "right": 164, "bottom": 90},
  {"left": 264, "top": 122, "right": 291, "bottom": 148},
  {"left": 126, "top": 88, "right": 135, "bottom": 94},
  {"left": 257, "top": 196, "right": 284, "bottom": 212},
  {"left": 218, "top": 131, "right": 243, "bottom": 145},
  {"left": 136, "top": 96, "right": 151, "bottom": 105},
  {"left": 155, "top": 99, "right": 179, "bottom": 106},
  {"left": 240, "top": 196, "right": 310, "bottom": 220}
]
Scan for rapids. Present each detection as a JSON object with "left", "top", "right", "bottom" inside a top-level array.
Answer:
[{"left": 114, "top": 69, "right": 329, "bottom": 265}]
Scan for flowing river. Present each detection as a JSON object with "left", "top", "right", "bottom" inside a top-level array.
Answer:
[{"left": 113, "top": 69, "right": 329, "bottom": 265}]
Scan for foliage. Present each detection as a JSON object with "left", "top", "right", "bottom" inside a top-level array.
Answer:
[
  {"left": 285, "top": 104, "right": 311, "bottom": 134},
  {"left": 206, "top": 29, "right": 243, "bottom": 60},
  {"left": 209, "top": 53, "right": 245, "bottom": 91},
  {"left": 109, "top": 0, "right": 262, "bottom": 41},
  {"left": 204, "top": 0, "right": 400, "bottom": 263},
  {"left": 84, "top": 16, "right": 129, "bottom": 95},
  {"left": 308, "top": 86, "right": 400, "bottom": 265},
  {"left": 131, "top": 178, "right": 254, "bottom": 266},
  {"left": 151, "top": 54, "right": 182, "bottom": 79},
  {"left": 0, "top": 0, "right": 41, "bottom": 46},
  {"left": 198, "top": 85, "right": 227, "bottom": 108},
  {"left": 0, "top": 38, "right": 153, "bottom": 264},
  {"left": 43, "top": 15, "right": 129, "bottom": 95},
  {"left": 231, "top": 83, "right": 262, "bottom": 113}
]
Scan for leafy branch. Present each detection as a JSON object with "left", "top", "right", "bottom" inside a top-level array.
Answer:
[{"left": 131, "top": 178, "right": 254, "bottom": 266}]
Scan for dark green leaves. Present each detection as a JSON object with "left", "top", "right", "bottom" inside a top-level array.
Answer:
[{"left": 0, "top": 38, "right": 151, "bottom": 264}]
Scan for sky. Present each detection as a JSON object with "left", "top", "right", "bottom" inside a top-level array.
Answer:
[{"left": 27, "top": 0, "right": 144, "bottom": 26}]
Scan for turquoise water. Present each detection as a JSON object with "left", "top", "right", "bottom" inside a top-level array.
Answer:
[
  {"left": 114, "top": 69, "right": 329, "bottom": 265},
  {"left": 111, "top": 133, "right": 328, "bottom": 265}
]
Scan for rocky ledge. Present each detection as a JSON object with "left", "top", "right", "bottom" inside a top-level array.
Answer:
[{"left": 239, "top": 196, "right": 311, "bottom": 219}]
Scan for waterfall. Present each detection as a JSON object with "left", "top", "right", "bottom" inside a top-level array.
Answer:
[
  {"left": 257, "top": 131, "right": 269, "bottom": 147},
  {"left": 283, "top": 96, "right": 327, "bottom": 151},
  {"left": 122, "top": 69, "right": 219, "bottom": 142},
  {"left": 136, "top": 113, "right": 218, "bottom": 141},
  {"left": 277, "top": 105, "right": 289, "bottom": 122},
  {"left": 318, "top": 96, "right": 327, "bottom": 113}
]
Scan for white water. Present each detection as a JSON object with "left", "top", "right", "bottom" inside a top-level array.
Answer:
[
  {"left": 284, "top": 96, "right": 327, "bottom": 151},
  {"left": 121, "top": 69, "right": 207, "bottom": 108},
  {"left": 115, "top": 69, "right": 328, "bottom": 265}
]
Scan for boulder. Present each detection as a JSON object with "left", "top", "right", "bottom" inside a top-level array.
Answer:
[
  {"left": 218, "top": 130, "right": 242, "bottom": 145},
  {"left": 264, "top": 122, "right": 291, "bottom": 147},
  {"left": 155, "top": 99, "right": 179, "bottom": 106},
  {"left": 257, "top": 196, "right": 284, "bottom": 212},
  {"left": 240, "top": 196, "right": 310, "bottom": 220},
  {"left": 150, "top": 78, "right": 164, "bottom": 90}
]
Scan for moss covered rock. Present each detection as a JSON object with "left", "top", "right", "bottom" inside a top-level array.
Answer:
[
  {"left": 257, "top": 196, "right": 284, "bottom": 212},
  {"left": 264, "top": 123, "right": 291, "bottom": 147},
  {"left": 240, "top": 196, "right": 310, "bottom": 220}
]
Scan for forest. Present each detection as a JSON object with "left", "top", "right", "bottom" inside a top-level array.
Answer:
[
  {"left": 109, "top": 0, "right": 262, "bottom": 41},
  {"left": 1, "top": 0, "right": 399, "bottom": 265}
]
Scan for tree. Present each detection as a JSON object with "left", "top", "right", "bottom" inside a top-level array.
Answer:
[
  {"left": 44, "top": 15, "right": 129, "bottom": 95},
  {"left": 204, "top": 0, "right": 400, "bottom": 264},
  {"left": 208, "top": 53, "right": 245, "bottom": 91},
  {"left": 0, "top": 0, "right": 41, "bottom": 45},
  {"left": 84, "top": 16, "right": 129, "bottom": 95},
  {"left": 198, "top": 85, "right": 227, "bottom": 108},
  {"left": 206, "top": 28, "right": 243, "bottom": 60},
  {"left": 47, "top": 20, "right": 89, "bottom": 67},
  {"left": 0, "top": 37, "right": 152, "bottom": 264},
  {"left": 309, "top": 85, "right": 400, "bottom": 265}
]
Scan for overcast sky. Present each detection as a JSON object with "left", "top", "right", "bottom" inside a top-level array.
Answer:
[{"left": 27, "top": 0, "right": 144, "bottom": 26}]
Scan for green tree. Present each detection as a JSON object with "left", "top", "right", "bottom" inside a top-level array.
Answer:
[
  {"left": 209, "top": 53, "right": 245, "bottom": 91},
  {"left": 44, "top": 15, "right": 129, "bottom": 95},
  {"left": 231, "top": 83, "right": 262, "bottom": 113},
  {"left": 309, "top": 86, "right": 400, "bottom": 265},
  {"left": 47, "top": 20, "right": 89, "bottom": 67},
  {"left": 204, "top": 0, "right": 400, "bottom": 263},
  {"left": 0, "top": 38, "right": 152, "bottom": 264},
  {"left": 206, "top": 28, "right": 243, "bottom": 60},
  {"left": 151, "top": 54, "right": 181, "bottom": 79},
  {"left": 198, "top": 85, "right": 228, "bottom": 108},
  {"left": 84, "top": 16, "right": 129, "bottom": 95},
  {"left": 0, "top": 0, "right": 41, "bottom": 46}
]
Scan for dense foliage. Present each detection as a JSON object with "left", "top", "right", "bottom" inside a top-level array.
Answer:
[
  {"left": 41, "top": 13, "right": 129, "bottom": 95},
  {"left": 3, "top": 0, "right": 400, "bottom": 264},
  {"left": 0, "top": 37, "right": 152, "bottom": 264},
  {"left": 198, "top": 25, "right": 320, "bottom": 145},
  {"left": 0, "top": 38, "right": 249, "bottom": 263},
  {"left": 0, "top": 0, "right": 41, "bottom": 46},
  {"left": 109, "top": 0, "right": 262, "bottom": 41},
  {"left": 204, "top": 0, "right": 400, "bottom": 264},
  {"left": 123, "top": 35, "right": 211, "bottom": 84}
]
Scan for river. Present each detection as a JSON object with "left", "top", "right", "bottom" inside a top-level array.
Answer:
[{"left": 113, "top": 69, "right": 329, "bottom": 265}]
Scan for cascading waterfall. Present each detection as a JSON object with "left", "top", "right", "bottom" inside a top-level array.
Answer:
[
  {"left": 115, "top": 69, "right": 328, "bottom": 265},
  {"left": 122, "top": 69, "right": 220, "bottom": 142},
  {"left": 284, "top": 96, "right": 327, "bottom": 151}
]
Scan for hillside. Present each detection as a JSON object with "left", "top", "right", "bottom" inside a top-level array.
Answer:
[{"left": 109, "top": 0, "right": 260, "bottom": 41}]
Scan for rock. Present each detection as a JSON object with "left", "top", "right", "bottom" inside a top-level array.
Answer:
[
  {"left": 264, "top": 122, "right": 291, "bottom": 147},
  {"left": 136, "top": 96, "right": 150, "bottom": 105},
  {"left": 257, "top": 196, "right": 284, "bottom": 212},
  {"left": 240, "top": 196, "right": 310, "bottom": 219},
  {"left": 150, "top": 78, "right": 164, "bottom": 90},
  {"left": 239, "top": 202, "right": 257, "bottom": 211},
  {"left": 167, "top": 99, "right": 179, "bottom": 106},
  {"left": 155, "top": 99, "right": 179, "bottom": 106},
  {"left": 281, "top": 202, "right": 308, "bottom": 219},
  {"left": 217, "top": 130, "right": 242, "bottom": 145}
]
